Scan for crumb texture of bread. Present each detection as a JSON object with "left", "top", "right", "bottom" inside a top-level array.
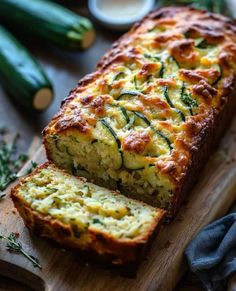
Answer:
[
  {"left": 11, "top": 163, "right": 164, "bottom": 264},
  {"left": 43, "top": 7, "right": 236, "bottom": 215}
]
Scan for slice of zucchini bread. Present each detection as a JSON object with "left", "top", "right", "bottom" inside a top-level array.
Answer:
[
  {"left": 11, "top": 163, "right": 165, "bottom": 265},
  {"left": 43, "top": 7, "right": 236, "bottom": 216}
]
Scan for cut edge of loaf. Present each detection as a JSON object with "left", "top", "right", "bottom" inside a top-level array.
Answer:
[{"left": 11, "top": 162, "right": 165, "bottom": 265}]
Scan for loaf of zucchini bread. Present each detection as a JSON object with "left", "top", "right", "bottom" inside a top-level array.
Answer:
[
  {"left": 11, "top": 163, "right": 164, "bottom": 265},
  {"left": 43, "top": 7, "right": 236, "bottom": 216}
]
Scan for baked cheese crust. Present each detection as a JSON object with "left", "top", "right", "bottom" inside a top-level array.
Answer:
[{"left": 43, "top": 7, "right": 236, "bottom": 215}]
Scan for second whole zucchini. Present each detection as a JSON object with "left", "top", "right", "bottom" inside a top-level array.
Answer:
[
  {"left": 0, "top": 26, "right": 53, "bottom": 112},
  {"left": 0, "top": 0, "right": 95, "bottom": 50}
]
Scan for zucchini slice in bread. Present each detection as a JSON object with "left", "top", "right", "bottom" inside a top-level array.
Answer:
[{"left": 11, "top": 163, "right": 165, "bottom": 265}]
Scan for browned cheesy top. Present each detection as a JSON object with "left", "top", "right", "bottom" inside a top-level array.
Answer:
[{"left": 45, "top": 7, "right": 236, "bottom": 185}]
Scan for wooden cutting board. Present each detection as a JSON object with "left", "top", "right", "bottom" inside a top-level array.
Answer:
[{"left": 0, "top": 117, "right": 236, "bottom": 291}]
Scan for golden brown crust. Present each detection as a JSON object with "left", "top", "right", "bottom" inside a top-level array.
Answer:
[
  {"left": 43, "top": 7, "right": 236, "bottom": 217},
  {"left": 96, "top": 7, "right": 236, "bottom": 69},
  {"left": 172, "top": 82, "right": 236, "bottom": 215},
  {"left": 11, "top": 162, "right": 165, "bottom": 264},
  {"left": 122, "top": 131, "right": 151, "bottom": 154}
]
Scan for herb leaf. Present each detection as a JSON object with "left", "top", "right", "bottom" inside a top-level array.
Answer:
[
  {"left": 180, "top": 83, "right": 198, "bottom": 116},
  {"left": 0, "top": 132, "right": 28, "bottom": 196},
  {"left": 181, "top": 93, "right": 198, "bottom": 108},
  {"left": 0, "top": 232, "right": 41, "bottom": 269},
  {"left": 26, "top": 161, "right": 38, "bottom": 175}
]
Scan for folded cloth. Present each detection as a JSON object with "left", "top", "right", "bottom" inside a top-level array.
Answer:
[{"left": 185, "top": 213, "right": 236, "bottom": 291}]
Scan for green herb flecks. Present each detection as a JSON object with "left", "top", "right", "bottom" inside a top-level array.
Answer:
[
  {"left": 26, "top": 161, "right": 38, "bottom": 175},
  {"left": 113, "top": 72, "right": 125, "bottom": 81},
  {"left": 163, "top": 86, "right": 185, "bottom": 122},
  {"left": 0, "top": 232, "right": 41, "bottom": 269},
  {"left": 144, "top": 53, "right": 165, "bottom": 78},
  {"left": 134, "top": 75, "right": 139, "bottom": 90},
  {"left": 181, "top": 83, "right": 198, "bottom": 115},
  {"left": 0, "top": 133, "right": 28, "bottom": 196}
]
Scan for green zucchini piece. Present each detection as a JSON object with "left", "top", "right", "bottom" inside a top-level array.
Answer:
[
  {"left": 100, "top": 119, "right": 121, "bottom": 148},
  {"left": 195, "top": 39, "right": 212, "bottom": 49},
  {"left": 193, "top": 38, "right": 205, "bottom": 47},
  {"left": 134, "top": 76, "right": 139, "bottom": 90},
  {"left": 163, "top": 86, "right": 185, "bottom": 121},
  {"left": 152, "top": 127, "right": 173, "bottom": 151},
  {"left": 122, "top": 127, "right": 171, "bottom": 169},
  {"left": 126, "top": 114, "right": 135, "bottom": 129},
  {"left": 144, "top": 54, "right": 179, "bottom": 78},
  {"left": 146, "top": 74, "right": 153, "bottom": 84},
  {"left": 180, "top": 82, "right": 198, "bottom": 115},
  {"left": 0, "top": 0, "right": 95, "bottom": 50},
  {"left": 211, "top": 64, "right": 222, "bottom": 86},
  {"left": 120, "top": 107, "right": 130, "bottom": 124},
  {"left": 187, "top": 37, "right": 210, "bottom": 49},
  {"left": 55, "top": 138, "right": 65, "bottom": 153},
  {"left": 123, "top": 151, "right": 146, "bottom": 170},
  {"left": 163, "top": 86, "right": 175, "bottom": 108},
  {"left": 148, "top": 130, "right": 171, "bottom": 156},
  {"left": 134, "top": 112, "right": 151, "bottom": 127},
  {"left": 162, "top": 56, "right": 179, "bottom": 79},
  {"left": 54, "top": 136, "right": 73, "bottom": 156},
  {"left": 0, "top": 26, "right": 53, "bottom": 112},
  {"left": 112, "top": 106, "right": 130, "bottom": 128},
  {"left": 193, "top": 38, "right": 211, "bottom": 49},
  {"left": 131, "top": 111, "right": 172, "bottom": 152},
  {"left": 176, "top": 109, "right": 185, "bottom": 122},
  {"left": 144, "top": 53, "right": 160, "bottom": 62},
  {"left": 159, "top": 62, "right": 165, "bottom": 78},
  {"left": 113, "top": 72, "right": 126, "bottom": 82},
  {"left": 106, "top": 104, "right": 129, "bottom": 128},
  {"left": 144, "top": 53, "right": 164, "bottom": 78},
  {"left": 117, "top": 90, "right": 141, "bottom": 100},
  {"left": 99, "top": 119, "right": 123, "bottom": 169}
]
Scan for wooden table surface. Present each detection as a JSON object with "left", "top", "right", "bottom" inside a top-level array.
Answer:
[{"left": 0, "top": 1, "right": 235, "bottom": 290}]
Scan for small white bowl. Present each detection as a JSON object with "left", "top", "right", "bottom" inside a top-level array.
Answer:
[{"left": 88, "top": 0, "right": 155, "bottom": 31}]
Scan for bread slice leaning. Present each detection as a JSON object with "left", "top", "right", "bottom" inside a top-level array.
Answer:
[{"left": 11, "top": 162, "right": 165, "bottom": 265}]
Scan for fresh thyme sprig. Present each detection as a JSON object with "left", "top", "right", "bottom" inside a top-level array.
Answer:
[
  {"left": 159, "top": 0, "right": 231, "bottom": 17},
  {"left": 0, "top": 232, "right": 41, "bottom": 269},
  {"left": 26, "top": 161, "right": 38, "bottom": 175},
  {"left": 0, "top": 131, "right": 28, "bottom": 198}
]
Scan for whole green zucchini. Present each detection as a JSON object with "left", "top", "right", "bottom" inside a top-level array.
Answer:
[
  {"left": 0, "top": 0, "right": 95, "bottom": 50},
  {"left": 0, "top": 26, "right": 53, "bottom": 112}
]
